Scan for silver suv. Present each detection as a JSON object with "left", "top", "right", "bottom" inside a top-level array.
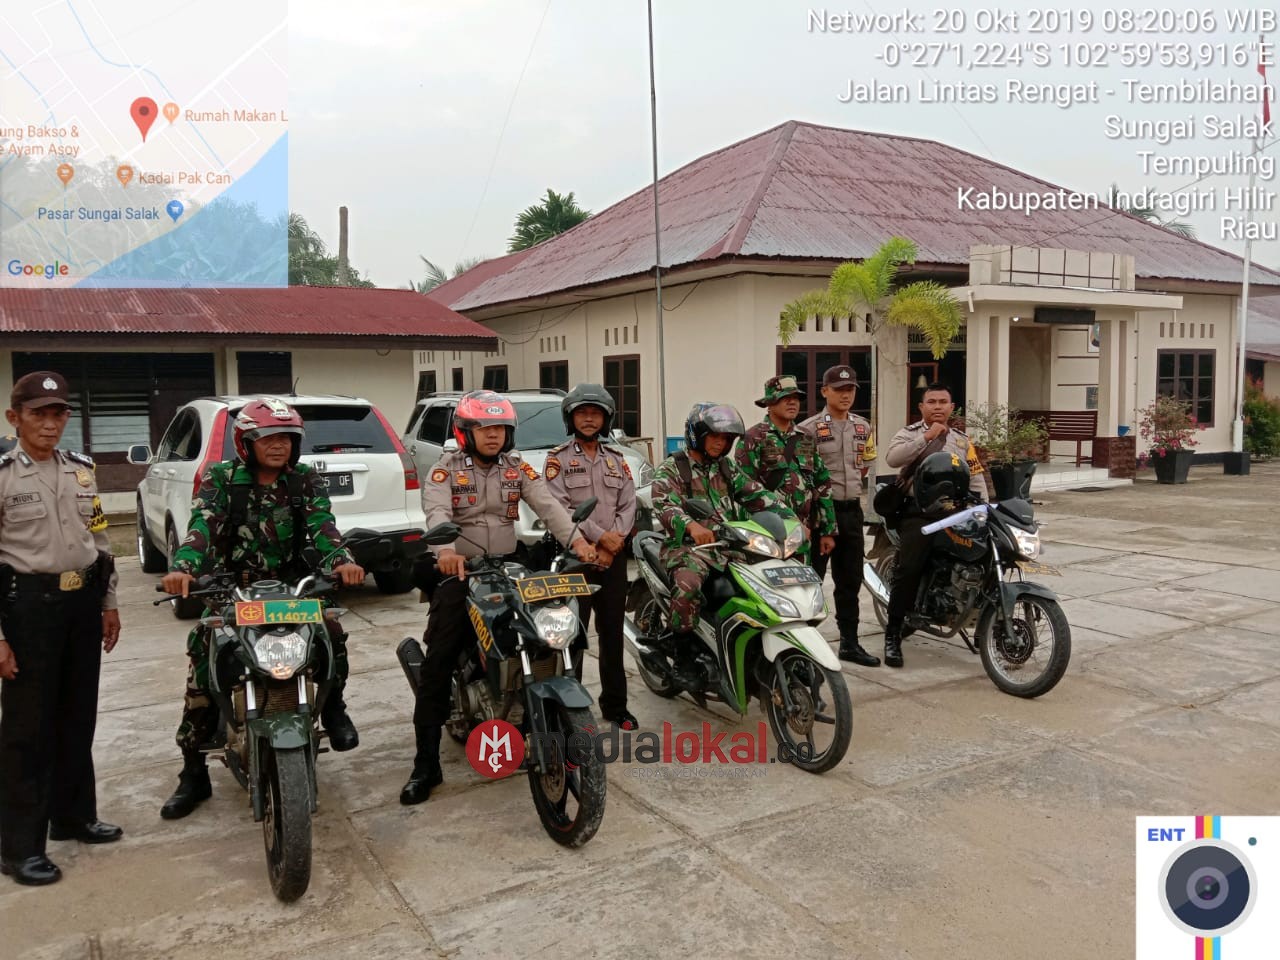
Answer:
[
  {"left": 130, "top": 394, "right": 428, "bottom": 618},
  {"left": 402, "top": 390, "right": 654, "bottom": 549}
]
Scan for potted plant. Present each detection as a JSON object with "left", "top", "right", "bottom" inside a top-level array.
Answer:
[
  {"left": 1136, "top": 395, "right": 1200, "bottom": 483},
  {"left": 962, "top": 403, "right": 1048, "bottom": 500}
]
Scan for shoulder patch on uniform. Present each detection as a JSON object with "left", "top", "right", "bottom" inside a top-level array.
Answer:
[
  {"left": 544, "top": 456, "right": 561, "bottom": 481},
  {"left": 0, "top": 454, "right": 12, "bottom": 469},
  {"left": 431, "top": 467, "right": 449, "bottom": 484},
  {"left": 519, "top": 461, "right": 539, "bottom": 481},
  {"left": 65, "top": 450, "right": 95, "bottom": 467}
]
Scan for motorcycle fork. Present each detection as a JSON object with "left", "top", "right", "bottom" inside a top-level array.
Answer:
[{"left": 518, "top": 645, "right": 552, "bottom": 773}]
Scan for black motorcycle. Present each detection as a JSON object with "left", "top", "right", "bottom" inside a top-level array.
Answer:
[
  {"left": 397, "top": 499, "right": 606, "bottom": 847},
  {"left": 864, "top": 494, "right": 1071, "bottom": 698}
]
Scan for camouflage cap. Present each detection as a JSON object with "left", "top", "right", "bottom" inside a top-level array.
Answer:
[{"left": 755, "top": 374, "right": 803, "bottom": 408}]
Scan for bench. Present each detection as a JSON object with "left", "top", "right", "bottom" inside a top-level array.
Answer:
[{"left": 1019, "top": 410, "right": 1097, "bottom": 467}]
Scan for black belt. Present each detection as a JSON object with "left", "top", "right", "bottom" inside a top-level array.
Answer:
[
  {"left": 833, "top": 499, "right": 864, "bottom": 508},
  {"left": 13, "top": 564, "right": 97, "bottom": 594}
]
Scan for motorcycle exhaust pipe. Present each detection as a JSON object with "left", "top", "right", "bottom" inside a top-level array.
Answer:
[
  {"left": 622, "top": 616, "right": 656, "bottom": 660},
  {"left": 863, "top": 562, "right": 890, "bottom": 605}
]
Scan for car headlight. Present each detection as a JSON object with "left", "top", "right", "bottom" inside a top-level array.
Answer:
[
  {"left": 743, "top": 532, "right": 782, "bottom": 558},
  {"left": 740, "top": 570, "right": 801, "bottom": 620},
  {"left": 782, "top": 524, "right": 804, "bottom": 559},
  {"left": 532, "top": 604, "right": 579, "bottom": 649},
  {"left": 253, "top": 631, "right": 309, "bottom": 680},
  {"left": 1011, "top": 527, "right": 1041, "bottom": 560}
]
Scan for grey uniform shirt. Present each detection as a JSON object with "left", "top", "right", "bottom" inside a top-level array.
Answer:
[
  {"left": 797, "top": 409, "right": 876, "bottom": 501},
  {"left": 886, "top": 422, "right": 987, "bottom": 501},
  {"left": 544, "top": 440, "right": 637, "bottom": 542},
  {"left": 0, "top": 445, "right": 119, "bottom": 639},
  {"left": 421, "top": 449, "right": 577, "bottom": 558}
]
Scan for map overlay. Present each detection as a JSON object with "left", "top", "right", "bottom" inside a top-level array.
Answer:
[{"left": 0, "top": 0, "right": 287, "bottom": 287}]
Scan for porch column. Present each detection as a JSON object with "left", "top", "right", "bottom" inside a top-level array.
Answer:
[
  {"left": 964, "top": 314, "right": 992, "bottom": 412},
  {"left": 1117, "top": 317, "right": 1135, "bottom": 432},
  {"left": 1096, "top": 318, "right": 1123, "bottom": 435},
  {"left": 990, "top": 314, "right": 1010, "bottom": 406}
]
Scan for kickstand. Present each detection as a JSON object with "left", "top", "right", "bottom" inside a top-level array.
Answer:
[{"left": 960, "top": 628, "right": 977, "bottom": 654}]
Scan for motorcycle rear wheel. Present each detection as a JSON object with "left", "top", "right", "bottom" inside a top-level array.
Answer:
[
  {"left": 632, "top": 589, "right": 679, "bottom": 699},
  {"left": 870, "top": 553, "right": 895, "bottom": 629},
  {"left": 262, "top": 747, "right": 312, "bottom": 902},
  {"left": 528, "top": 705, "right": 606, "bottom": 848},
  {"left": 976, "top": 594, "right": 1071, "bottom": 698},
  {"left": 761, "top": 651, "right": 852, "bottom": 774}
]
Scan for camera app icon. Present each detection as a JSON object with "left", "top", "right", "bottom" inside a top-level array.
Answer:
[{"left": 1137, "top": 816, "right": 1276, "bottom": 958}]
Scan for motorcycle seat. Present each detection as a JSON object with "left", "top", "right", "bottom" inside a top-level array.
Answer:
[{"left": 635, "top": 531, "right": 674, "bottom": 588}]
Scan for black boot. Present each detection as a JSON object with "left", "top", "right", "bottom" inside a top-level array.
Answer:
[
  {"left": 321, "top": 694, "right": 359, "bottom": 752},
  {"left": 838, "top": 636, "right": 881, "bottom": 667},
  {"left": 883, "top": 626, "right": 904, "bottom": 669},
  {"left": 669, "top": 635, "right": 704, "bottom": 693},
  {"left": 160, "top": 750, "right": 212, "bottom": 820},
  {"left": 400, "top": 724, "right": 443, "bottom": 805}
]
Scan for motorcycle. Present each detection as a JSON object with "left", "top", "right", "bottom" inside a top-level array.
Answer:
[
  {"left": 397, "top": 499, "right": 607, "bottom": 848},
  {"left": 623, "top": 498, "right": 853, "bottom": 774},
  {"left": 864, "top": 493, "right": 1071, "bottom": 698}
]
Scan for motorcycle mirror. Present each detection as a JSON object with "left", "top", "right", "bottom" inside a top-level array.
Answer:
[
  {"left": 422, "top": 522, "right": 462, "bottom": 545},
  {"left": 684, "top": 498, "right": 715, "bottom": 521},
  {"left": 571, "top": 497, "right": 598, "bottom": 523}
]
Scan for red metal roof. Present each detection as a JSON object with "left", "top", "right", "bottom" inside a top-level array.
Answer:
[
  {"left": 425, "top": 249, "right": 535, "bottom": 307},
  {"left": 448, "top": 120, "right": 1280, "bottom": 312},
  {"left": 0, "top": 285, "right": 497, "bottom": 342}
]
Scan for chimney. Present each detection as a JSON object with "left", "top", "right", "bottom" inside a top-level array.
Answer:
[{"left": 337, "top": 206, "right": 350, "bottom": 285}]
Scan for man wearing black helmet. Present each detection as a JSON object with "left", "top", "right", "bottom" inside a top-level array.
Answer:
[
  {"left": 883, "top": 383, "right": 986, "bottom": 668},
  {"left": 649, "top": 403, "right": 793, "bottom": 692},
  {"left": 544, "top": 384, "right": 638, "bottom": 730}
]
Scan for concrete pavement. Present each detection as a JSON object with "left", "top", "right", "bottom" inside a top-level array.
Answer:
[{"left": 4, "top": 463, "right": 1278, "bottom": 958}]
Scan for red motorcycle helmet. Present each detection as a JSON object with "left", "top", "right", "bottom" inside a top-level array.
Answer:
[
  {"left": 233, "top": 397, "right": 304, "bottom": 467},
  {"left": 453, "top": 390, "right": 516, "bottom": 455}
]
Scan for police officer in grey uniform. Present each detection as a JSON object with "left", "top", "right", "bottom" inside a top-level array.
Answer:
[
  {"left": 0, "top": 372, "right": 122, "bottom": 886},
  {"left": 797, "top": 365, "right": 881, "bottom": 667},
  {"left": 401, "top": 390, "right": 593, "bottom": 805},
  {"left": 883, "top": 381, "right": 986, "bottom": 668},
  {"left": 545, "top": 384, "right": 638, "bottom": 730}
]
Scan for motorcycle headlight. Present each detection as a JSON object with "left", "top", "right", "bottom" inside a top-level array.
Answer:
[
  {"left": 740, "top": 571, "right": 801, "bottom": 620},
  {"left": 1011, "top": 527, "right": 1041, "bottom": 560},
  {"left": 253, "top": 631, "right": 309, "bottom": 680},
  {"left": 532, "top": 604, "right": 579, "bottom": 649},
  {"left": 743, "top": 532, "right": 782, "bottom": 559},
  {"left": 782, "top": 525, "right": 804, "bottom": 559},
  {"left": 808, "top": 582, "right": 827, "bottom": 618}
]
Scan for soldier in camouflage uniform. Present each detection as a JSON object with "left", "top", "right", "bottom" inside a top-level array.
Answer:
[
  {"left": 735, "top": 374, "right": 836, "bottom": 564},
  {"left": 158, "top": 399, "right": 366, "bottom": 820},
  {"left": 651, "top": 403, "right": 794, "bottom": 691}
]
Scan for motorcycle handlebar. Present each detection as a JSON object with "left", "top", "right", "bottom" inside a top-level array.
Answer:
[{"left": 921, "top": 503, "right": 991, "bottom": 536}]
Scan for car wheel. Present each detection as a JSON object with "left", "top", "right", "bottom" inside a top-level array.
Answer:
[
  {"left": 137, "top": 501, "right": 167, "bottom": 573},
  {"left": 166, "top": 523, "right": 205, "bottom": 620},
  {"left": 373, "top": 568, "right": 414, "bottom": 595}
]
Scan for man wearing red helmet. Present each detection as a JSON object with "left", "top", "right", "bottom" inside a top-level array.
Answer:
[
  {"left": 157, "top": 398, "right": 366, "bottom": 820},
  {"left": 400, "top": 390, "right": 593, "bottom": 805}
]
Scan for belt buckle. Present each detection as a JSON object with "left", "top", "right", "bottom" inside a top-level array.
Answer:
[{"left": 59, "top": 570, "right": 84, "bottom": 591}]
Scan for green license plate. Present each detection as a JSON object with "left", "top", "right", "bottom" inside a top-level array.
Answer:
[
  {"left": 1016, "top": 560, "right": 1061, "bottom": 577},
  {"left": 517, "top": 573, "right": 592, "bottom": 602},
  {"left": 234, "top": 599, "right": 325, "bottom": 625}
]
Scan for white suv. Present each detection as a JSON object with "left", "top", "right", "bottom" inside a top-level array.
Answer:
[
  {"left": 402, "top": 391, "right": 654, "bottom": 551},
  {"left": 131, "top": 394, "right": 428, "bottom": 617}
]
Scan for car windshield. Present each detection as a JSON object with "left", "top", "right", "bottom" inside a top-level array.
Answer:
[
  {"left": 512, "top": 399, "right": 571, "bottom": 450},
  {"left": 222, "top": 403, "right": 395, "bottom": 458}
]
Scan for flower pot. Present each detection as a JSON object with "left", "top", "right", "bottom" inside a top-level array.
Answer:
[
  {"left": 1152, "top": 449, "right": 1195, "bottom": 484},
  {"left": 989, "top": 459, "right": 1037, "bottom": 501},
  {"left": 1222, "top": 451, "right": 1250, "bottom": 476}
]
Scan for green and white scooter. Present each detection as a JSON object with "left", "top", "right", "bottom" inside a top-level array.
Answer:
[{"left": 623, "top": 499, "right": 852, "bottom": 773}]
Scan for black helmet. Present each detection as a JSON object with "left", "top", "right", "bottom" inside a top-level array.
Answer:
[
  {"left": 684, "top": 402, "right": 745, "bottom": 459},
  {"left": 562, "top": 383, "right": 616, "bottom": 438},
  {"left": 914, "top": 451, "right": 970, "bottom": 515}
]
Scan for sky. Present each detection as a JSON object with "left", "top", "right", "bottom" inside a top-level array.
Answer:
[{"left": 288, "top": 0, "right": 1279, "bottom": 289}]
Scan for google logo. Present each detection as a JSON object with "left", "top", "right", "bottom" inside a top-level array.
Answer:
[{"left": 6, "top": 259, "right": 70, "bottom": 279}]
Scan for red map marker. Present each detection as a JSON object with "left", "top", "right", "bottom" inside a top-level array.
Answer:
[{"left": 130, "top": 97, "right": 158, "bottom": 141}]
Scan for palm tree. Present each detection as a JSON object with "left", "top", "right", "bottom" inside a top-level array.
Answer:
[
  {"left": 1106, "top": 183, "right": 1196, "bottom": 238},
  {"left": 411, "top": 255, "right": 488, "bottom": 294},
  {"left": 507, "top": 189, "right": 591, "bottom": 251},
  {"left": 778, "top": 236, "right": 964, "bottom": 467},
  {"left": 288, "top": 212, "right": 376, "bottom": 287}
]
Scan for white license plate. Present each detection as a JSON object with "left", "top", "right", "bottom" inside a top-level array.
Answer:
[
  {"left": 762, "top": 565, "right": 821, "bottom": 586},
  {"left": 324, "top": 472, "right": 354, "bottom": 496}
]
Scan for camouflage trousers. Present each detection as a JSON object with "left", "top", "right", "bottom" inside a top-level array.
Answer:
[
  {"left": 660, "top": 545, "right": 720, "bottom": 633},
  {"left": 174, "top": 616, "right": 350, "bottom": 752}
]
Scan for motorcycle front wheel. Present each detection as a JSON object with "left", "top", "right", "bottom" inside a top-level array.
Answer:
[
  {"left": 761, "top": 650, "right": 852, "bottom": 774},
  {"left": 976, "top": 594, "right": 1071, "bottom": 698},
  {"left": 528, "top": 704, "right": 606, "bottom": 848},
  {"left": 262, "top": 746, "right": 312, "bottom": 902},
  {"left": 870, "top": 553, "right": 895, "bottom": 629}
]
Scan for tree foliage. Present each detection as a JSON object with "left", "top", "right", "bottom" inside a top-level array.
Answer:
[
  {"left": 287, "top": 212, "right": 376, "bottom": 287},
  {"left": 411, "top": 255, "right": 487, "bottom": 294},
  {"left": 508, "top": 188, "right": 592, "bottom": 252}
]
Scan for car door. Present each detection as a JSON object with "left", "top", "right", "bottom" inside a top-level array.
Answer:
[
  {"left": 407, "top": 402, "right": 454, "bottom": 476},
  {"left": 143, "top": 409, "right": 194, "bottom": 538},
  {"left": 159, "top": 409, "right": 204, "bottom": 546}
]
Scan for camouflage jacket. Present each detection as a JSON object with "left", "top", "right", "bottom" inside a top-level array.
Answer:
[
  {"left": 650, "top": 452, "right": 794, "bottom": 564},
  {"left": 735, "top": 419, "right": 836, "bottom": 539},
  {"left": 172, "top": 461, "right": 353, "bottom": 578}
]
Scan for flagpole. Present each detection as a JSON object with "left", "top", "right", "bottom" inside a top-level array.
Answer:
[{"left": 647, "top": 0, "right": 669, "bottom": 453}]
